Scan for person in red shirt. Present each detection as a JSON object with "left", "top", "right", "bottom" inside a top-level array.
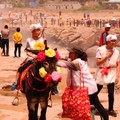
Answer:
[{"left": 99, "top": 24, "right": 111, "bottom": 46}]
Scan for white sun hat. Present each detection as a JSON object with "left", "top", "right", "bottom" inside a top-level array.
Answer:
[
  {"left": 106, "top": 35, "right": 117, "bottom": 41},
  {"left": 104, "top": 23, "right": 111, "bottom": 28},
  {"left": 30, "top": 23, "right": 42, "bottom": 32}
]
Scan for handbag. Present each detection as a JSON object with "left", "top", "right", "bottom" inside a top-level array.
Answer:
[{"left": 62, "top": 64, "right": 92, "bottom": 120}]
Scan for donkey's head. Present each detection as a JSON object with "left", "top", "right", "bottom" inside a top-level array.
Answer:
[
  {"left": 37, "top": 48, "right": 61, "bottom": 89},
  {"left": 25, "top": 42, "right": 61, "bottom": 89}
]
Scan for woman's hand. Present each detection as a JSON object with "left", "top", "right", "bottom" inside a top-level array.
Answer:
[
  {"left": 106, "top": 51, "right": 113, "bottom": 58},
  {"left": 115, "top": 77, "right": 119, "bottom": 85},
  {"left": 96, "top": 51, "right": 113, "bottom": 66}
]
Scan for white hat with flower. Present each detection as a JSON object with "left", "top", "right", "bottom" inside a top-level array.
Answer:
[{"left": 106, "top": 34, "right": 117, "bottom": 41}]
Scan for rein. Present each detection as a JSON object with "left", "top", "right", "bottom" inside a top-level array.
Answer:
[{"left": 27, "top": 69, "right": 49, "bottom": 92}]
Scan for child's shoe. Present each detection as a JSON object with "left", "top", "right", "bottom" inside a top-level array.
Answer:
[{"left": 11, "top": 82, "right": 18, "bottom": 90}]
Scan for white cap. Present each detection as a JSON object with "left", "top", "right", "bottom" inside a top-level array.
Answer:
[
  {"left": 30, "top": 23, "right": 41, "bottom": 32},
  {"left": 105, "top": 24, "right": 111, "bottom": 28},
  {"left": 106, "top": 35, "right": 117, "bottom": 41}
]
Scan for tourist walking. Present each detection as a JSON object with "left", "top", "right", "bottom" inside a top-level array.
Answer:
[
  {"left": 96, "top": 34, "right": 120, "bottom": 117},
  {"left": 99, "top": 24, "right": 111, "bottom": 46}
]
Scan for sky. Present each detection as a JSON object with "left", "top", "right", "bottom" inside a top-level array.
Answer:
[{"left": 109, "top": 0, "right": 120, "bottom": 2}]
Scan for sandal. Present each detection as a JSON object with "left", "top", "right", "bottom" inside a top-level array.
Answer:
[{"left": 11, "top": 82, "right": 18, "bottom": 90}]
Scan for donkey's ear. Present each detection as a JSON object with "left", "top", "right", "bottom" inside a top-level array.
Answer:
[
  {"left": 44, "top": 40, "right": 47, "bottom": 44},
  {"left": 45, "top": 47, "right": 49, "bottom": 50},
  {"left": 44, "top": 40, "right": 48, "bottom": 50},
  {"left": 54, "top": 48, "right": 57, "bottom": 51}
]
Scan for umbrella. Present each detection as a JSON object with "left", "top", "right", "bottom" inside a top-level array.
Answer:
[{"left": 111, "top": 18, "right": 116, "bottom": 21}]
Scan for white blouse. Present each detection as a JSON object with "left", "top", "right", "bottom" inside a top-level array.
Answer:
[
  {"left": 57, "top": 58, "right": 98, "bottom": 95},
  {"left": 26, "top": 37, "right": 44, "bottom": 60},
  {"left": 27, "top": 37, "right": 44, "bottom": 49},
  {"left": 70, "top": 58, "right": 98, "bottom": 95}
]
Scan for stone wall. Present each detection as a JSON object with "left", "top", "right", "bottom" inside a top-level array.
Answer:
[
  {"left": 0, "top": 4, "right": 13, "bottom": 9},
  {"left": 45, "top": 2, "right": 81, "bottom": 10}
]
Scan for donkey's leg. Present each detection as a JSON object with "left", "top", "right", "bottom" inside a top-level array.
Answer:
[
  {"left": 35, "top": 103, "right": 39, "bottom": 119},
  {"left": 40, "top": 107, "right": 47, "bottom": 120},
  {"left": 27, "top": 100, "right": 38, "bottom": 120},
  {"left": 39, "top": 99, "right": 48, "bottom": 120}
]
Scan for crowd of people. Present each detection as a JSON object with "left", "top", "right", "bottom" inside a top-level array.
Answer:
[
  {"left": 0, "top": 10, "right": 120, "bottom": 29},
  {"left": 56, "top": 17, "right": 120, "bottom": 28},
  {"left": 0, "top": 9, "right": 120, "bottom": 119}
]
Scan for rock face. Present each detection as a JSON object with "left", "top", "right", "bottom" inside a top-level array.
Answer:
[
  {"left": 46, "top": 27, "right": 97, "bottom": 51},
  {"left": 46, "top": 27, "right": 120, "bottom": 51}
]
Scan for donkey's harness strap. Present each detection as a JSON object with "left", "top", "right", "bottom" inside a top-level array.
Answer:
[
  {"left": 27, "top": 69, "right": 49, "bottom": 92},
  {"left": 30, "top": 69, "right": 47, "bottom": 83}
]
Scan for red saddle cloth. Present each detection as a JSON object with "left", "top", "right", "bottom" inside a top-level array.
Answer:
[{"left": 18, "top": 65, "right": 31, "bottom": 92}]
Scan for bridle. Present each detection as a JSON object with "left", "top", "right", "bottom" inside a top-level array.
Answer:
[{"left": 27, "top": 69, "right": 49, "bottom": 92}]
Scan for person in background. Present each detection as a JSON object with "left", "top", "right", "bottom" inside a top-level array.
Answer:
[
  {"left": 99, "top": 24, "right": 111, "bottom": 46},
  {"left": 69, "top": 18, "right": 72, "bottom": 26},
  {"left": 84, "top": 12, "right": 86, "bottom": 19},
  {"left": 11, "top": 23, "right": 45, "bottom": 90},
  {"left": 57, "top": 46, "right": 108, "bottom": 120},
  {"left": 0, "top": 32, "right": 3, "bottom": 56},
  {"left": 13, "top": 27, "right": 22, "bottom": 57},
  {"left": 87, "top": 12, "right": 90, "bottom": 19},
  {"left": 96, "top": 35, "right": 120, "bottom": 117},
  {"left": 1, "top": 25, "right": 10, "bottom": 56},
  {"left": 8, "top": 11, "right": 11, "bottom": 18}
]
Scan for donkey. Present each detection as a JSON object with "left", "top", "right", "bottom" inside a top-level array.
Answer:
[{"left": 20, "top": 48, "right": 61, "bottom": 120}]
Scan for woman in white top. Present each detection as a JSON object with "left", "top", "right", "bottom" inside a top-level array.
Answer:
[
  {"left": 57, "top": 46, "right": 108, "bottom": 120},
  {"left": 95, "top": 35, "right": 120, "bottom": 117},
  {"left": 11, "top": 23, "right": 45, "bottom": 90}
]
